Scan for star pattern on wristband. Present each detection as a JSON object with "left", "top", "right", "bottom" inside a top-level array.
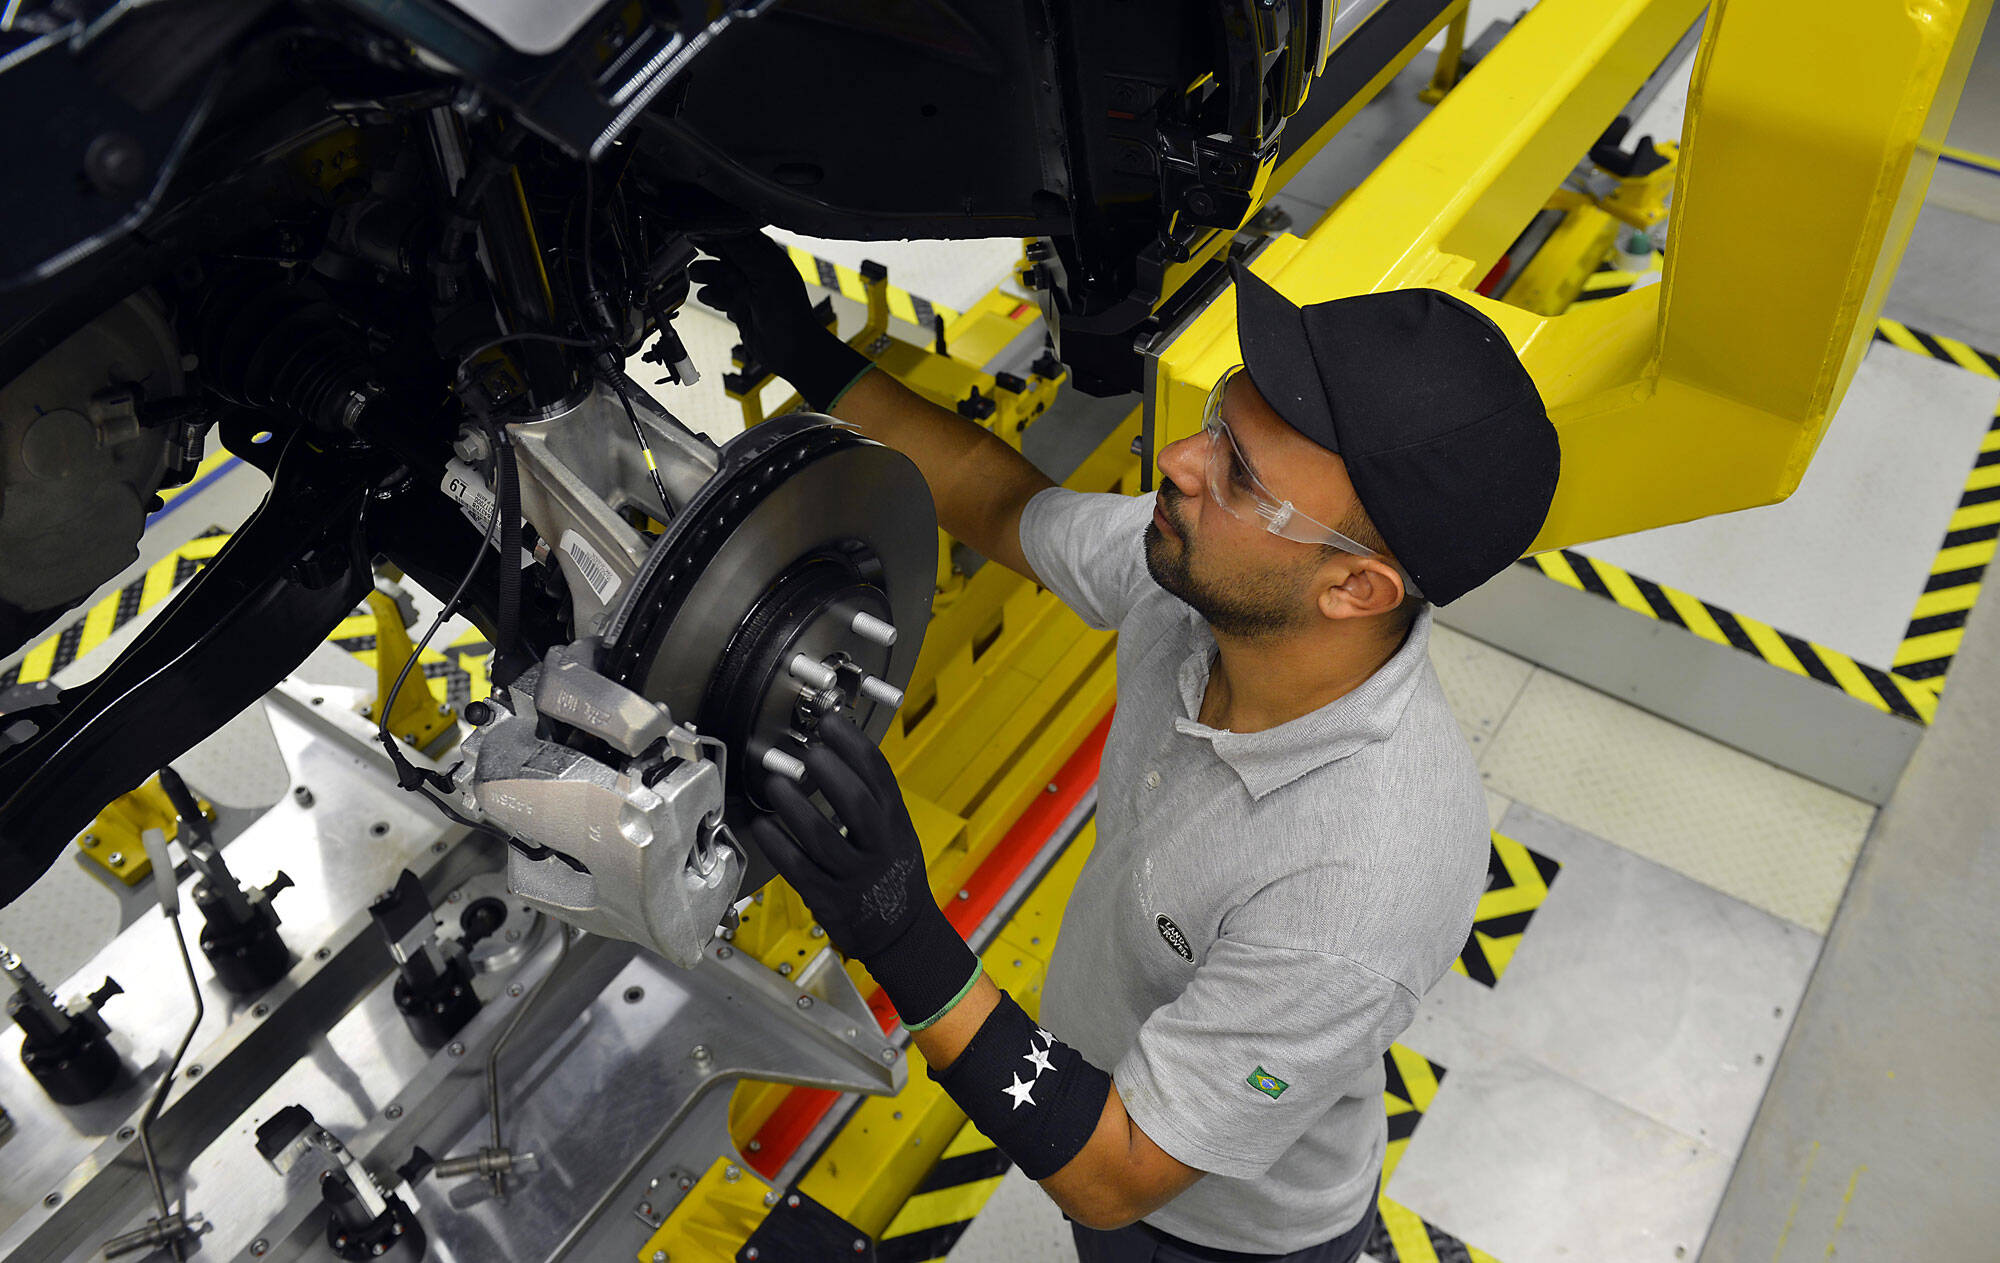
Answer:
[
  {"left": 1035, "top": 1026, "right": 1055, "bottom": 1048},
  {"left": 1003, "top": 1073, "right": 1039, "bottom": 1110},
  {"left": 1024, "top": 1043, "right": 1055, "bottom": 1076}
]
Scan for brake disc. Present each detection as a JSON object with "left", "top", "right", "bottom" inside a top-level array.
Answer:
[{"left": 601, "top": 413, "right": 936, "bottom": 836}]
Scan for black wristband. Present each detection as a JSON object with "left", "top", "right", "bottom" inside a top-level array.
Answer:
[
  {"left": 786, "top": 327, "right": 875, "bottom": 413},
  {"left": 932, "top": 992, "right": 1111, "bottom": 1180},
  {"left": 865, "top": 908, "right": 981, "bottom": 1031}
]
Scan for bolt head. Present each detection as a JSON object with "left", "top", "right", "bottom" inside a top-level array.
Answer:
[
  {"left": 448, "top": 1041, "right": 466, "bottom": 1057},
  {"left": 107, "top": 852, "right": 125, "bottom": 866},
  {"left": 724, "top": 1164, "right": 741, "bottom": 1181},
  {"left": 778, "top": 962, "right": 792, "bottom": 976},
  {"left": 748, "top": 1140, "right": 762, "bottom": 1152},
  {"left": 385, "top": 1104, "right": 403, "bottom": 1119},
  {"left": 315, "top": 947, "right": 332, "bottom": 960},
  {"left": 763, "top": 1191, "right": 780, "bottom": 1207},
  {"left": 746, "top": 1249, "right": 759, "bottom": 1261},
  {"left": 881, "top": 1048, "right": 898, "bottom": 1063},
  {"left": 81, "top": 834, "right": 98, "bottom": 847},
  {"left": 253, "top": 1003, "right": 269, "bottom": 1017},
  {"left": 508, "top": 983, "right": 523, "bottom": 997},
  {"left": 251, "top": 1240, "right": 270, "bottom": 1257},
  {"left": 853, "top": 1239, "right": 867, "bottom": 1253},
  {"left": 787, "top": 1194, "right": 801, "bottom": 1208},
  {"left": 716, "top": 945, "right": 733, "bottom": 959}
]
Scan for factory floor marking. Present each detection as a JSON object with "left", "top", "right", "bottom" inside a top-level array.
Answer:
[
  {"left": 1872, "top": 322, "right": 2000, "bottom": 689},
  {"left": 1514, "top": 548, "right": 1936, "bottom": 724},
  {"left": 1371, "top": 1047, "right": 1501, "bottom": 1263},
  {"left": 0, "top": 527, "right": 229, "bottom": 687},
  {"left": 1453, "top": 834, "right": 1561, "bottom": 988}
]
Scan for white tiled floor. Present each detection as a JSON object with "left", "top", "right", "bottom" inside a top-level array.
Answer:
[{"left": 1478, "top": 671, "right": 1875, "bottom": 934}]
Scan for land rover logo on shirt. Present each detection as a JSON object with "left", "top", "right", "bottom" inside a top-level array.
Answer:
[{"left": 1155, "top": 914, "right": 1193, "bottom": 962}]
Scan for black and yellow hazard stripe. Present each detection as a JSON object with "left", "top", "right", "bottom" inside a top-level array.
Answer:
[
  {"left": 1453, "top": 834, "right": 1560, "bottom": 988},
  {"left": 875, "top": 1121, "right": 1011, "bottom": 1263},
  {"left": 2, "top": 527, "right": 499, "bottom": 711},
  {"left": 1515, "top": 549, "right": 1937, "bottom": 724},
  {"left": 1870, "top": 320, "right": 2000, "bottom": 688},
  {"left": 1873, "top": 316, "right": 2000, "bottom": 380},
  {"left": 1894, "top": 408, "right": 2000, "bottom": 685},
  {"left": 1375, "top": 1045, "right": 1502, "bottom": 1263},
  {"left": 0, "top": 528, "right": 231, "bottom": 688},
  {"left": 783, "top": 244, "right": 962, "bottom": 331},
  {"left": 331, "top": 620, "right": 496, "bottom": 712},
  {"left": 1382, "top": 1044, "right": 1446, "bottom": 1183}
]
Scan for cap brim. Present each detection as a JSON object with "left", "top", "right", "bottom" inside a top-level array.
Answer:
[{"left": 1231, "top": 259, "right": 1341, "bottom": 454}]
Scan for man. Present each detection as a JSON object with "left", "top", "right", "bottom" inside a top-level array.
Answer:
[{"left": 691, "top": 234, "right": 1560, "bottom": 1263}]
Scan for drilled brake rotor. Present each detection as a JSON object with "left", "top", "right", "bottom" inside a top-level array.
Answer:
[{"left": 601, "top": 413, "right": 936, "bottom": 849}]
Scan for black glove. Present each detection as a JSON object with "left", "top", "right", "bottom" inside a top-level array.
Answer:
[
  {"left": 687, "top": 231, "right": 875, "bottom": 412},
  {"left": 748, "top": 717, "right": 981, "bottom": 1030}
]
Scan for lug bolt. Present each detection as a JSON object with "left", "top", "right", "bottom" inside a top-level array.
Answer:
[
  {"left": 761, "top": 748, "right": 807, "bottom": 782},
  {"left": 787, "top": 654, "right": 838, "bottom": 690},
  {"left": 858, "top": 675, "right": 904, "bottom": 709},
  {"left": 850, "top": 611, "right": 898, "bottom": 647}
]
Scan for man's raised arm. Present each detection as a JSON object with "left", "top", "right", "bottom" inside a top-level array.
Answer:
[{"left": 689, "top": 233, "right": 1053, "bottom": 580}]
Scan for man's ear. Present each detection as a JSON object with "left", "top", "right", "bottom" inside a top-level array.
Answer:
[{"left": 1316, "top": 557, "right": 1406, "bottom": 622}]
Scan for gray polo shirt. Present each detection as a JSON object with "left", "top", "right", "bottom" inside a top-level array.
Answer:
[{"left": 1022, "top": 487, "right": 1488, "bottom": 1255}]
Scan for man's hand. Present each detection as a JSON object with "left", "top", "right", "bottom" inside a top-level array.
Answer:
[
  {"left": 747, "top": 718, "right": 981, "bottom": 1029},
  {"left": 688, "top": 232, "right": 874, "bottom": 412}
]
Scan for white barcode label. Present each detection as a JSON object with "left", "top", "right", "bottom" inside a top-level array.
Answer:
[
  {"left": 441, "top": 459, "right": 497, "bottom": 526},
  {"left": 440, "top": 459, "right": 533, "bottom": 569},
  {"left": 559, "top": 529, "right": 622, "bottom": 603}
]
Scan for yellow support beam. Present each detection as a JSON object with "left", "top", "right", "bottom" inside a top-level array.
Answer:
[{"left": 1155, "top": 0, "right": 1994, "bottom": 552}]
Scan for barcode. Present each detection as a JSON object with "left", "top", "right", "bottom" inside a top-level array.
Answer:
[{"left": 558, "top": 530, "right": 621, "bottom": 602}]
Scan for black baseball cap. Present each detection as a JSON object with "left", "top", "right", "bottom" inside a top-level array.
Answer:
[{"left": 1230, "top": 259, "right": 1560, "bottom": 606}]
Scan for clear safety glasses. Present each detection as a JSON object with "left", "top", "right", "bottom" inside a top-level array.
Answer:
[{"left": 1200, "top": 367, "right": 1379, "bottom": 558}]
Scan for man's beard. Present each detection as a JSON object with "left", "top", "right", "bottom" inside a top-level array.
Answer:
[{"left": 1144, "top": 486, "right": 1314, "bottom": 639}]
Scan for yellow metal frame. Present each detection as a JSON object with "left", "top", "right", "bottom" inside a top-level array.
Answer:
[
  {"left": 1506, "top": 142, "right": 1679, "bottom": 317},
  {"left": 74, "top": 775, "right": 213, "bottom": 886},
  {"left": 1154, "top": 0, "right": 1995, "bottom": 552},
  {"left": 357, "top": 587, "right": 457, "bottom": 754}
]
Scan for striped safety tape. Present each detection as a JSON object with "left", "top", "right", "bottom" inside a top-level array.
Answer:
[
  {"left": 2, "top": 527, "right": 499, "bottom": 716},
  {"left": 1, "top": 528, "right": 231, "bottom": 688},
  {"left": 1372, "top": 1046, "right": 1502, "bottom": 1263},
  {"left": 876, "top": 1121, "right": 1011, "bottom": 1263},
  {"left": 1871, "top": 320, "right": 2000, "bottom": 687},
  {"left": 785, "top": 244, "right": 962, "bottom": 330},
  {"left": 1893, "top": 410, "right": 2000, "bottom": 685},
  {"left": 1517, "top": 548, "right": 1937, "bottom": 724},
  {"left": 1522, "top": 320, "right": 1996, "bottom": 722},
  {"left": 1873, "top": 317, "right": 2000, "bottom": 380},
  {"left": 1453, "top": 834, "right": 1561, "bottom": 989}
]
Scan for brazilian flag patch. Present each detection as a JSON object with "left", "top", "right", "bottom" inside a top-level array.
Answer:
[{"left": 1246, "top": 1067, "right": 1288, "bottom": 1099}]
